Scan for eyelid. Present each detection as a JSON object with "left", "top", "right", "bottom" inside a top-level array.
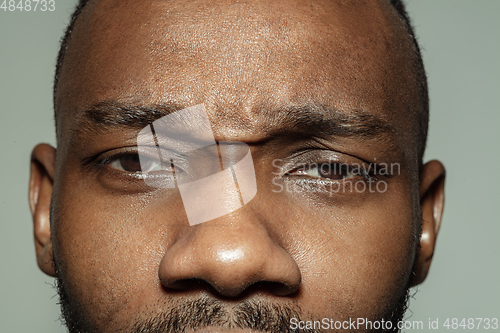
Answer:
[
  {"left": 277, "top": 149, "right": 381, "bottom": 181},
  {"left": 97, "top": 147, "right": 154, "bottom": 167},
  {"left": 101, "top": 146, "right": 196, "bottom": 176},
  {"left": 94, "top": 145, "right": 180, "bottom": 165},
  {"left": 82, "top": 146, "right": 159, "bottom": 173},
  {"left": 287, "top": 162, "right": 369, "bottom": 181},
  {"left": 275, "top": 149, "right": 343, "bottom": 176}
]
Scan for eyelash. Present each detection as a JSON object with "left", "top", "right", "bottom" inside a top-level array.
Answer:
[
  {"left": 89, "top": 149, "right": 382, "bottom": 187},
  {"left": 287, "top": 162, "right": 378, "bottom": 182},
  {"left": 99, "top": 148, "right": 200, "bottom": 180},
  {"left": 85, "top": 149, "right": 167, "bottom": 179}
]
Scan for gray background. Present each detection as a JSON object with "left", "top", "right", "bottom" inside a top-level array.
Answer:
[{"left": 0, "top": 0, "right": 498, "bottom": 331}]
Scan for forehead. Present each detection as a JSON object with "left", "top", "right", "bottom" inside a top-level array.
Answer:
[{"left": 56, "top": 0, "right": 419, "bottom": 161}]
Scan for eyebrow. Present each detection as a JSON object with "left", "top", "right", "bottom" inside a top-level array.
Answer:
[
  {"left": 75, "top": 100, "right": 396, "bottom": 142},
  {"left": 76, "top": 101, "right": 184, "bottom": 132},
  {"left": 267, "top": 104, "right": 395, "bottom": 141}
]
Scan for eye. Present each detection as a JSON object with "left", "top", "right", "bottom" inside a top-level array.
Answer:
[
  {"left": 108, "top": 154, "right": 164, "bottom": 173},
  {"left": 290, "top": 163, "right": 358, "bottom": 180}
]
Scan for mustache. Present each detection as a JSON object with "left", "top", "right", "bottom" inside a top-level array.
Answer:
[{"left": 131, "top": 297, "right": 321, "bottom": 333}]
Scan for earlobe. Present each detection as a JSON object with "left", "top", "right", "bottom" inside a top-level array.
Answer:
[
  {"left": 410, "top": 160, "right": 446, "bottom": 287},
  {"left": 29, "top": 143, "right": 57, "bottom": 277}
]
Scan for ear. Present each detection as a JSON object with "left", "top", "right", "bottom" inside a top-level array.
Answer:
[
  {"left": 29, "top": 143, "right": 57, "bottom": 277},
  {"left": 410, "top": 160, "right": 445, "bottom": 286}
]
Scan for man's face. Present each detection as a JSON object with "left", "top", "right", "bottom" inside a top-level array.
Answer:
[{"left": 31, "top": 0, "right": 443, "bottom": 332}]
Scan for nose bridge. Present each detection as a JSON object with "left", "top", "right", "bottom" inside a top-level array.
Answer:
[
  {"left": 158, "top": 208, "right": 301, "bottom": 297},
  {"left": 177, "top": 140, "right": 257, "bottom": 226},
  {"left": 138, "top": 103, "right": 258, "bottom": 226}
]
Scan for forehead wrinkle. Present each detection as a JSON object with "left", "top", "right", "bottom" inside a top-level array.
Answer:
[
  {"left": 145, "top": 0, "right": 392, "bottom": 82},
  {"left": 71, "top": 99, "right": 398, "bottom": 157},
  {"left": 58, "top": 0, "right": 420, "bottom": 169},
  {"left": 61, "top": 0, "right": 415, "bottom": 114}
]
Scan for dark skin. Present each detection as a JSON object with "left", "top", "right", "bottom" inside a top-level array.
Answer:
[{"left": 29, "top": 0, "right": 445, "bottom": 332}]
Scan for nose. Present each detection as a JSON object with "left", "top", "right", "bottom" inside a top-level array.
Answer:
[{"left": 158, "top": 210, "right": 301, "bottom": 297}]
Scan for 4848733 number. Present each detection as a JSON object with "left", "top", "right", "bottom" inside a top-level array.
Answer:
[
  {"left": 443, "top": 318, "right": 498, "bottom": 330},
  {"left": 1, "top": 0, "right": 55, "bottom": 11}
]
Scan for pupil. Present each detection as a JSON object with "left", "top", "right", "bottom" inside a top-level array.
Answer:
[{"left": 120, "top": 155, "right": 143, "bottom": 172}]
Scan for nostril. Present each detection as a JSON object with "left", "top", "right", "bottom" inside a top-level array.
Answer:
[
  {"left": 161, "top": 277, "right": 252, "bottom": 298},
  {"left": 163, "top": 277, "right": 300, "bottom": 299},
  {"left": 196, "top": 280, "right": 286, "bottom": 298},
  {"left": 245, "top": 281, "right": 301, "bottom": 297},
  {"left": 162, "top": 278, "right": 212, "bottom": 292}
]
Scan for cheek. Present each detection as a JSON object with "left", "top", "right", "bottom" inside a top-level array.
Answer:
[
  {"left": 51, "top": 176, "right": 179, "bottom": 326},
  {"left": 281, "top": 183, "right": 416, "bottom": 319}
]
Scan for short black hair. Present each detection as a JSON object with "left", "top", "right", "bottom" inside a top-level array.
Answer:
[{"left": 53, "top": 0, "right": 429, "bottom": 163}]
